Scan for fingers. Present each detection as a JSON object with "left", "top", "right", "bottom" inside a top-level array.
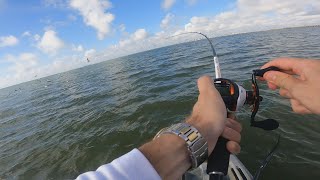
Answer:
[
  {"left": 279, "top": 89, "right": 312, "bottom": 114},
  {"left": 225, "top": 117, "right": 242, "bottom": 133},
  {"left": 226, "top": 141, "right": 241, "bottom": 154},
  {"left": 290, "top": 99, "right": 312, "bottom": 114},
  {"left": 279, "top": 88, "right": 292, "bottom": 98},
  {"left": 224, "top": 116, "right": 242, "bottom": 154},
  {"left": 267, "top": 82, "right": 277, "bottom": 90},
  {"left": 222, "top": 125, "right": 241, "bottom": 143},
  {"left": 263, "top": 71, "right": 300, "bottom": 91}
]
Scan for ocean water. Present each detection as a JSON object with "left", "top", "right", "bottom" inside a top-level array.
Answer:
[{"left": 0, "top": 26, "right": 320, "bottom": 180}]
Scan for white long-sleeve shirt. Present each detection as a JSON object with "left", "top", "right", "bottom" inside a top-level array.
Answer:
[{"left": 76, "top": 148, "right": 161, "bottom": 180}]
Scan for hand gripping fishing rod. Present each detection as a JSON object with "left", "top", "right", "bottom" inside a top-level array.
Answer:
[{"left": 176, "top": 32, "right": 280, "bottom": 180}]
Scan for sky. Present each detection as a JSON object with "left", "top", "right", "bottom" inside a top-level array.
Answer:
[{"left": 0, "top": 0, "right": 320, "bottom": 89}]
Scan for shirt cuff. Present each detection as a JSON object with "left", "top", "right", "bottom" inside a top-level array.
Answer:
[{"left": 76, "top": 148, "right": 161, "bottom": 180}]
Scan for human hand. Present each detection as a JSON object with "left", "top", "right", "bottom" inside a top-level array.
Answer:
[
  {"left": 261, "top": 57, "right": 320, "bottom": 114},
  {"left": 140, "top": 76, "right": 241, "bottom": 179},
  {"left": 223, "top": 113, "right": 242, "bottom": 154},
  {"left": 186, "top": 76, "right": 241, "bottom": 154}
]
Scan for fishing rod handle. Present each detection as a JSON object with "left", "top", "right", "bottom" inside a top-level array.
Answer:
[{"left": 206, "top": 137, "right": 230, "bottom": 178}]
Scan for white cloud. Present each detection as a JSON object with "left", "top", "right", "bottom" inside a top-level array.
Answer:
[
  {"left": 160, "top": 13, "right": 175, "bottom": 29},
  {"left": 34, "top": 34, "right": 41, "bottom": 41},
  {"left": 119, "top": 28, "right": 148, "bottom": 47},
  {"left": 237, "top": 0, "right": 320, "bottom": 15},
  {"left": 183, "top": 0, "right": 320, "bottom": 36},
  {"left": 70, "top": 0, "right": 115, "bottom": 40},
  {"left": 119, "top": 24, "right": 126, "bottom": 32},
  {"left": 0, "top": 35, "right": 19, "bottom": 47},
  {"left": 37, "top": 30, "right": 64, "bottom": 55},
  {"left": 8, "top": 53, "right": 38, "bottom": 73},
  {"left": 2, "top": 0, "right": 320, "bottom": 89},
  {"left": 96, "top": 0, "right": 320, "bottom": 65},
  {"left": 22, "top": 31, "right": 31, "bottom": 37},
  {"left": 72, "top": 44, "right": 84, "bottom": 52},
  {"left": 0, "top": 52, "right": 88, "bottom": 89},
  {"left": 85, "top": 49, "right": 96, "bottom": 58},
  {"left": 132, "top": 29, "right": 148, "bottom": 41},
  {"left": 0, "top": 53, "right": 39, "bottom": 88},
  {"left": 4, "top": 53, "right": 38, "bottom": 70},
  {"left": 97, "top": 29, "right": 179, "bottom": 62},
  {"left": 162, "top": 0, "right": 176, "bottom": 10}
]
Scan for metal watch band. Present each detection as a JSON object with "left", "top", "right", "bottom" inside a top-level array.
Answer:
[{"left": 155, "top": 123, "right": 208, "bottom": 169}]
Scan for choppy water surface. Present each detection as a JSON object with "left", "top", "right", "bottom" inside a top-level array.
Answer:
[{"left": 1, "top": 27, "right": 320, "bottom": 180}]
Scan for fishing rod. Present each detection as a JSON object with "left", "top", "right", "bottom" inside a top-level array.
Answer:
[
  {"left": 169, "top": 32, "right": 221, "bottom": 78},
  {"left": 171, "top": 32, "right": 280, "bottom": 180}
]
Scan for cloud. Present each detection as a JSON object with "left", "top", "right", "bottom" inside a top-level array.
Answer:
[
  {"left": 84, "top": 48, "right": 96, "bottom": 57},
  {"left": 22, "top": 31, "right": 31, "bottom": 37},
  {"left": 119, "top": 28, "right": 148, "bottom": 47},
  {"left": 132, "top": 29, "right": 148, "bottom": 41},
  {"left": 162, "top": 0, "right": 176, "bottom": 10},
  {"left": 2, "top": 0, "right": 320, "bottom": 90},
  {"left": 0, "top": 53, "right": 89, "bottom": 89},
  {"left": 0, "top": 35, "right": 19, "bottom": 47},
  {"left": 72, "top": 44, "right": 84, "bottom": 52},
  {"left": 7, "top": 53, "right": 38, "bottom": 73},
  {"left": 97, "top": 0, "right": 320, "bottom": 65},
  {"left": 0, "top": 49, "right": 94, "bottom": 89},
  {"left": 183, "top": 0, "right": 320, "bottom": 36},
  {"left": 37, "top": 30, "right": 64, "bottom": 55},
  {"left": 34, "top": 34, "right": 41, "bottom": 41},
  {"left": 160, "top": 13, "right": 175, "bottom": 29},
  {"left": 70, "top": 0, "right": 115, "bottom": 40},
  {"left": 237, "top": 0, "right": 320, "bottom": 15},
  {"left": 119, "top": 24, "right": 126, "bottom": 32},
  {"left": 0, "top": 53, "right": 39, "bottom": 88}
]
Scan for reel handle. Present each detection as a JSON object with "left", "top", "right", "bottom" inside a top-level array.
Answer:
[{"left": 253, "top": 66, "right": 281, "bottom": 77}]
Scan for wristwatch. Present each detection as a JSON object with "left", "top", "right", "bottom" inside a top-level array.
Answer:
[{"left": 154, "top": 123, "right": 208, "bottom": 169}]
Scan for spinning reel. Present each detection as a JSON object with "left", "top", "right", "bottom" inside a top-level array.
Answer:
[{"left": 214, "top": 66, "right": 281, "bottom": 131}]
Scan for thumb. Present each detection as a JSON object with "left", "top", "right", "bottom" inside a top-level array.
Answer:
[
  {"left": 264, "top": 71, "right": 298, "bottom": 90},
  {"left": 197, "top": 76, "right": 219, "bottom": 96}
]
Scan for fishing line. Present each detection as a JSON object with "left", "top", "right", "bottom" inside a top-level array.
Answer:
[
  {"left": 254, "top": 134, "right": 280, "bottom": 180},
  {"left": 168, "top": 32, "right": 217, "bottom": 57}
]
